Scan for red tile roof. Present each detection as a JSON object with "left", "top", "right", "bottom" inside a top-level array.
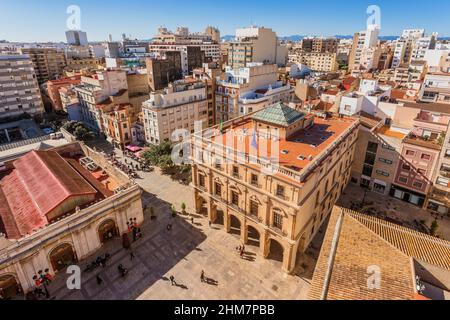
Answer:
[{"left": 0, "top": 151, "right": 98, "bottom": 239}]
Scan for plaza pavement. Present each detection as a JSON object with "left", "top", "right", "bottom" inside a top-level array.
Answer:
[{"left": 46, "top": 168, "right": 313, "bottom": 300}]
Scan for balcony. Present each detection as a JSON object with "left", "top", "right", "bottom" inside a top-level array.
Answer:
[
  {"left": 403, "top": 133, "right": 442, "bottom": 151},
  {"left": 440, "top": 170, "right": 450, "bottom": 179}
]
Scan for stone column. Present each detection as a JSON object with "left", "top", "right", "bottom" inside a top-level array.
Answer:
[
  {"left": 224, "top": 211, "right": 231, "bottom": 233},
  {"left": 194, "top": 190, "right": 202, "bottom": 214},
  {"left": 208, "top": 199, "right": 217, "bottom": 222},
  {"left": 282, "top": 243, "right": 297, "bottom": 274},
  {"left": 262, "top": 195, "right": 270, "bottom": 226},
  {"left": 240, "top": 219, "right": 248, "bottom": 244},
  {"left": 260, "top": 231, "right": 270, "bottom": 258}
]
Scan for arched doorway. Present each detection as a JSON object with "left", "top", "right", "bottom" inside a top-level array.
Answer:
[
  {"left": 268, "top": 239, "right": 284, "bottom": 263},
  {"left": 196, "top": 196, "right": 208, "bottom": 217},
  {"left": 98, "top": 219, "right": 118, "bottom": 244},
  {"left": 49, "top": 243, "right": 77, "bottom": 272},
  {"left": 247, "top": 226, "right": 260, "bottom": 247},
  {"left": 230, "top": 215, "right": 241, "bottom": 236},
  {"left": 215, "top": 209, "right": 224, "bottom": 225},
  {"left": 0, "top": 274, "right": 22, "bottom": 300}
]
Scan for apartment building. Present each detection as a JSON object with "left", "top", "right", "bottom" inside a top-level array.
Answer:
[
  {"left": 75, "top": 70, "right": 128, "bottom": 131},
  {"left": 19, "top": 48, "right": 67, "bottom": 84},
  {"left": 0, "top": 55, "right": 44, "bottom": 119},
  {"left": 215, "top": 63, "right": 292, "bottom": 122},
  {"left": 65, "top": 58, "right": 104, "bottom": 74},
  {"left": 377, "top": 43, "right": 394, "bottom": 70},
  {"left": 66, "top": 30, "right": 88, "bottom": 46},
  {"left": 392, "top": 29, "right": 437, "bottom": 68},
  {"left": 428, "top": 121, "right": 450, "bottom": 216},
  {"left": 205, "top": 26, "right": 221, "bottom": 43},
  {"left": 191, "top": 102, "right": 359, "bottom": 272},
  {"left": 0, "top": 142, "right": 143, "bottom": 296},
  {"left": 288, "top": 51, "right": 338, "bottom": 73},
  {"left": 351, "top": 117, "right": 403, "bottom": 195},
  {"left": 192, "top": 62, "right": 222, "bottom": 126},
  {"left": 226, "top": 26, "right": 287, "bottom": 68},
  {"left": 348, "top": 25, "right": 380, "bottom": 73},
  {"left": 339, "top": 79, "right": 391, "bottom": 117},
  {"left": 149, "top": 27, "right": 221, "bottom": 63},
  {"left": 392, "top": 61, "right": 427, "bottom": 86},
  {"left": 101, "top": 103, "right": 134, "bottom": 149},
  {"left": 126, "top": 69, "right": 150, "bottom": 110},
  {"left": 390, "top": 108, "right": 450, "bottom": 207},
  {"left": 419, "top": 73, "right": 450, "bottom": 104},
  {"left": 145, "top": 51, "right": 183, "bottom": 91},
  {"left": 440, "top": 52, "right": 450, "bottom": 72},
  {"left": 46, "top": 76, "right": 81, "bottom": 111},
  {"left": 59, "top": 85, "right": 81, "bottom": 120},
  {"left": 142, "top": 79, "right": 209, "bottom": 144},
  {"left": 300, "top": 37, "right": 338, "bottom": 53},
  {"left": 65, "top": 46, "right": 92, "bottom": 59},
  {"left": 411, "top": 33, "right": 438, "bottom": 62}
]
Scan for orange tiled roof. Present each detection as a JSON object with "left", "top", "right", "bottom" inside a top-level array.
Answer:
[
  {"left": 377, "top": 126, "right": 407, "bottom": 139},
  {"left": 309, "top": 207, "right": 450, "bottom": 300},
  {"left": 211, "top": 115, "right": 357, "bottom": 179},
  {"left": 347, "top": 210, "right": 450, "bottom": 270}
]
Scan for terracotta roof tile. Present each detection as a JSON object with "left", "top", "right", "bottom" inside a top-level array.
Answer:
[
  {"left": 309, "top": 207, "right": 450, "bottom": 300},
  {"left": 0, "top": 150, "right": 98, "bottom": 239}
]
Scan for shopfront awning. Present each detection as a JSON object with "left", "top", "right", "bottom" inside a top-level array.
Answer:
[{"left": 126, "top": 145, "right": 142, "bottom": 153}]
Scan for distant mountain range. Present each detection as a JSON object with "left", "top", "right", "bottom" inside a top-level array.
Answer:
[{"left": 221, "top": 35, "right": 450, "bottom": 42}]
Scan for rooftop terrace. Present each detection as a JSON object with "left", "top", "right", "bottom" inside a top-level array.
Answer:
[{"left": 194, "top": 104, "right": 359, "bottom": 184}]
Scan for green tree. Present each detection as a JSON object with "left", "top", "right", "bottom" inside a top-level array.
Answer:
[
  {"left": 143, "top": 141, "right": 173, "bottom": 166},
  {"left": 74, "top": 126, "right": 89, "bottom": 140},
  {"left": 430, "top": 220, "right": 439, "bottom": 236}
]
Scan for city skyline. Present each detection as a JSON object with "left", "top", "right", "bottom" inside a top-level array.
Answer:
[{"left": 1, "top": 0, "right": 450, "bottom": 42}]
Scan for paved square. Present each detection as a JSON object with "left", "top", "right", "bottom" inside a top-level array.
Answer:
[{"left": 46, "top": 169, "right": 313, "bottom": 300}]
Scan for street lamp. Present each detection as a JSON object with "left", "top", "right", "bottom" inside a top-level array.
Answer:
[
  {"left": 127, "top": 218, "right": 141, "bottom": 241},
  {"left": 361, "top": 186, "right": 372, "bottom": 209},
  {"left": 32, "top": 268, "right": 52, "bottom": 299}
]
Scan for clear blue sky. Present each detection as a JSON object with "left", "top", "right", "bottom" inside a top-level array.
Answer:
[{"left": 1, "top": 0, "right": 449, "bottom": 42}]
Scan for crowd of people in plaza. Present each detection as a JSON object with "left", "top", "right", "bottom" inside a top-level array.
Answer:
[{"left": 102, "top": 149, "right": 153, "bottom": 181}]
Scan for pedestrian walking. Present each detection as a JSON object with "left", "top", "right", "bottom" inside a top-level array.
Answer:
[
  {"left": 170, "top": 275, "right": 175, "bottom": 286},
  {"left": 96, "top": 275, "right": 103, "bottom": 285},
  {"left": 130, "top": 251, "right": 135, "bottom": 261},
  {"left": 191, "top": 217, "right": 194, "bottom": 225},
  {"left": 201, "top": 270, "right": 205, "bottom": 283}
]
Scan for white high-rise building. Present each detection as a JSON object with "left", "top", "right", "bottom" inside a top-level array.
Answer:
[
  {"left": 392, "top": 29, "right": 437, "bottom": 68},
  {"left": 0, "top": 55, "right": 44, "bottom": 119},
  {"left": 349, "top": 25, "right": 380, "bottom": 73},
  {"left": 227, "top": 26, "right": 288, "bottom": 68},
  {"left": 66, "top": 30, "right": 88, "bottom": 46}
]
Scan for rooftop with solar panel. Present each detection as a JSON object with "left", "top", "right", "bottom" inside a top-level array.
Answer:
[{"left": 193, "top": 102, "right": 359, "bottom": 183}]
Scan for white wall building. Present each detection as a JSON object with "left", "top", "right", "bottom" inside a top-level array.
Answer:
[
  {"left": 339, "top": 79, "right": 391, "bottom": 116},
  {"left": 227, "top": 26, "right": 287, "bottom": 68},
  {"left": 142, "top": 79, "right": 209, "bottom": 144},
  {"left": 215, "top": 63, "right": 290, "bottom": 121}
]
